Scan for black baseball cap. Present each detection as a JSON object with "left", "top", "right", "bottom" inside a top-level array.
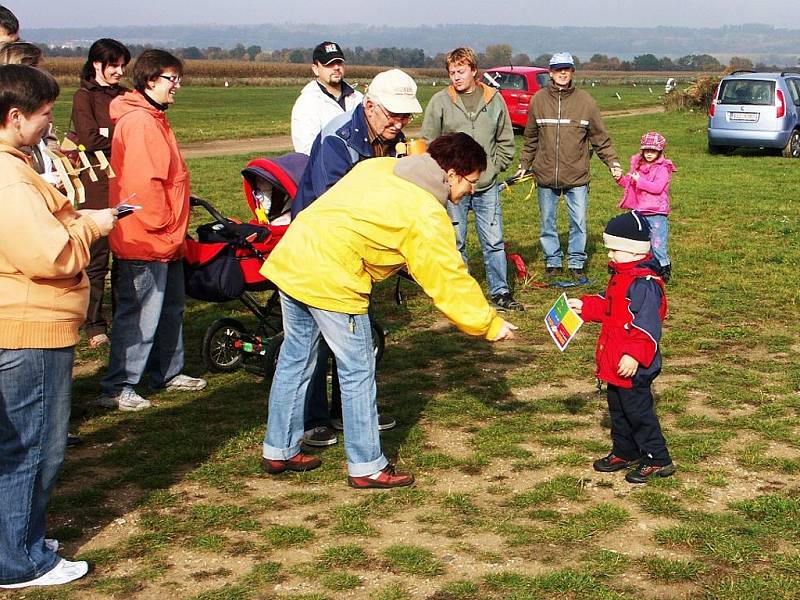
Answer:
[{"left": 312, "top": 41, "right": 345, "bottom": 65}]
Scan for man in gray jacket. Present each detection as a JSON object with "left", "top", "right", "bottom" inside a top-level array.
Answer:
[
  {"left": 517, "top": 52, "right": 622, "bottom": 285},
  {"left": 421, "top": 47, "right": 522, "bottom": 311}
]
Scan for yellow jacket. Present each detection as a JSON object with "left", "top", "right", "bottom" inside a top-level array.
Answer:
[
  {"left": 261, "top": 155, "right": 504, "bottom": 341},
  {"left": 0, "top": 143, "right": 101, "bottom": 348}
]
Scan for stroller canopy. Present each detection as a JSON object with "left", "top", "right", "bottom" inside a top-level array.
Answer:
[{"left": 242, "top": 152, "right": 308, "bottom": 218}]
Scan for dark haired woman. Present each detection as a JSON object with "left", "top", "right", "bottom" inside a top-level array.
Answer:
[
  {"left": 70, "top": 38, "right": 130, "bottom": 348},
  {"left": 259, "top": 132, "right": 518, "bottom": 490},
  {"left": 0, "top": 64, "right": 117, "bottom": 589},
  {"left": 99, "top": 49, "right": 206, "bottom": 412}
]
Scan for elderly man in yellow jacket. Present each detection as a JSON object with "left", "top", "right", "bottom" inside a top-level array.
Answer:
[{"left": 259, "top": 132, "right": 518, "bottom": 489}]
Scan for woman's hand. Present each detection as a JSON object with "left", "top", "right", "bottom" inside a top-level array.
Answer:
[
  {"left": 492, "top": 320, "right": 519, "bottom": 341},
  {"left": 78, "top": 208, "right": 117, "bottom": 236}
]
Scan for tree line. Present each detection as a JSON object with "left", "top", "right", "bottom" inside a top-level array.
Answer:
[{"left": 37, "top": 42, "right": 793, "bottom": 72}]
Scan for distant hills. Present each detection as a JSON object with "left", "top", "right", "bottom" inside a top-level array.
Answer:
[{"left": 26, "top": 22, "right": 800, "bottom": 62}]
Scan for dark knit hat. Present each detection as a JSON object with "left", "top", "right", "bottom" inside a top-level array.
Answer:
[{"left": 603, "top": 211, "right": 651, "bottom": 254}]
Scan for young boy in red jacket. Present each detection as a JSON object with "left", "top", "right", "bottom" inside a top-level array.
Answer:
[{"left": 567, "top": 211, "right": 675, "bottom": 483}]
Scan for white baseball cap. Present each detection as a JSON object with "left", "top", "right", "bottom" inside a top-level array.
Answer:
[
  {"left": 366, "top": 69, "right": 423, "bottom": 114},
  {"left": 549, "top": 52, "right": 575, "bottom": 70}
]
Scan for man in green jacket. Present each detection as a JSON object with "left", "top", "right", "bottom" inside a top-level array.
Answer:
[
  {"left": 517, "top": 52, "right": 622, "bottom": 285},
  {"left": 421, "top": 47, "right": 522, "bottom": 311}
]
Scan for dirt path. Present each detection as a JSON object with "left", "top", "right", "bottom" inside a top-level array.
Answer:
[{"left": 181, "top": 106, "right": 665, "bottom": 159}]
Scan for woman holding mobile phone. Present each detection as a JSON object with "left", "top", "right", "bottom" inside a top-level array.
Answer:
[{"left": 0, "top": 64, "right": 116, "bottom": 589}]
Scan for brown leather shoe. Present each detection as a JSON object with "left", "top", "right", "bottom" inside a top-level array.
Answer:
[
  {"left": 348, "top": 464, "right": 414, "bottom": 489},
  {"left": 261, "top": 452, "right": 321, "bottom": 474}
]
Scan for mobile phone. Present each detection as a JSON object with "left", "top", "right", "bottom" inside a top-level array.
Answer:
[{"left": 116, "top": 203, "right": 142, "bottom": 219}]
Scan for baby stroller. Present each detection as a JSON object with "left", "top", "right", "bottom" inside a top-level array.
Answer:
[{"left": 183, "top": 153, "right": 385, "bottom": 378}]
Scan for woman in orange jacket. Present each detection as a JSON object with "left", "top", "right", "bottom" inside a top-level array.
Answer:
[{"left": 99, "top": 50, "right": 206, "bottom": 412}]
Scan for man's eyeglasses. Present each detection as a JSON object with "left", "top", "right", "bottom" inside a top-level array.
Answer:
[
  {"left": 377, "top": 104, "right": 413, "bottom": 125},
  {"left": 159, "top": 74, "right": 182, "bottom": 85}
]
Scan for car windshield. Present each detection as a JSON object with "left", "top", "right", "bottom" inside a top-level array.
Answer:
[
  {"left": 718, "top": 79, "right": 776, "bottom": 106},
  {"left": 486, "top": 71, "right": 527, "bottom": 91}
]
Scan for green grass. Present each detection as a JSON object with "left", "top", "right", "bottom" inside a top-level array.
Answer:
[{"left": 29, "top": 104, "right": 800, "bottom": 600}]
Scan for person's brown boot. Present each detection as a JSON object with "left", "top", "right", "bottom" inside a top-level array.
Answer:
[
  {"left": 348, "top": 464, "right": 414, "bottom": 489},
  {"left": 261, "top": 452, "right": 321, "bottom": 474}
]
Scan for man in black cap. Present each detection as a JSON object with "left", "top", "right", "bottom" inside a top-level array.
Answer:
[{"left": 290, "top": 41, "right": 363, "bottom": 155}]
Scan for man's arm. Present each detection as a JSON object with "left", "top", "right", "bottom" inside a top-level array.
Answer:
[
  {"left": 290, "top": 92, "right": 320, "bottom": 155},
  {"left": 586, "top": 99, "right": 621, "bottom": 177},
  {"left": 518, "top": 97, "right": 540, "bottom": 171},
  {"left": 493, "top": 100, "right": 516, "bottom": 172},
  {"left": 419, "top": 94, "right": 444, "bottom": 142},
  {"left": 308, "top": 135, "right": 355, "bottom": 199}
]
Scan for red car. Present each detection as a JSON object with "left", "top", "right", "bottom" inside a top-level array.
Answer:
[{"left": 483, "top": 66, "right": 550, "bottom": 129}]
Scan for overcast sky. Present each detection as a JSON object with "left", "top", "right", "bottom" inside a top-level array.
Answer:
[{"left": 11, "top": 0, "right": 800, "bottom": 29}]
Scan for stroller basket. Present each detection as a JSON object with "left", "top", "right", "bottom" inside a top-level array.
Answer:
[{"left": 184, "top": 196, "right": 286, "bottom": 302}]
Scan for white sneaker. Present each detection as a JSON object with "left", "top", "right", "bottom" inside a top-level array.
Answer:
[
  {"left": 164, "top": 374, "right": 207, "bottom": 391},
  {"left": 0, "top": 558, "right": 88, "bottom": 588},
  {"left": 97, "top": 388, "right": 151, "bottom": 412}
]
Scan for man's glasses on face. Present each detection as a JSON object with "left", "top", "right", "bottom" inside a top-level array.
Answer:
[
  {"left": 159, "top": 74, "right": 182, "bottom": 85},
  {"left": 377, "top": 103, "right": 413, "bottom": 125}
]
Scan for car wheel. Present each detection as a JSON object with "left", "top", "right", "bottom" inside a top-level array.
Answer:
[
  {"left": 708, "top": 143, "right": 731, "bottom": 155},
  {"left": 781, "top": 130, "right": 800, "bottom": 158}
]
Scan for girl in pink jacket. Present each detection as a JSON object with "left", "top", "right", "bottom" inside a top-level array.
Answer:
[{"left": 616, "top": 131, "right": 676, "bottom": 281}]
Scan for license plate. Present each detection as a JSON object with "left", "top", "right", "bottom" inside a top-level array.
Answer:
[{"left": 729, "top": 112, "right": 758, "bottom": 122}]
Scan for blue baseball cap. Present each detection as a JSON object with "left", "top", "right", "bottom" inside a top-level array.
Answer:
[{"left": 549, "top": 52, "right": 575, "bottom": 70}]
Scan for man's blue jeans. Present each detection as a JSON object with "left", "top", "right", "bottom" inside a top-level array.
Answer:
[
  {"left": 537, "top": 184, "right": 589, "bottom": 269},
  {"left": 101, "top": 260, "right": 185, "bottom": 394},
  {"left": 446, "top": 184, "right": 509, "bottom": 297},
  {"left": 0, "top": 347, "right": 73, "bottom": 585},
  {"left": 263, "top": 292, "right": 387, "bottom": 477}
]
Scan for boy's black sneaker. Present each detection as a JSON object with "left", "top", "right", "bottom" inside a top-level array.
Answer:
[
  {"left": 625, "top": 462, "right": 676, "bottom": 484},
  {"left": 491, "top": 293, "right": 524, "bottom": 312},
  {"left": 593, "top": 453, "right": 640, "bottom": 472}
]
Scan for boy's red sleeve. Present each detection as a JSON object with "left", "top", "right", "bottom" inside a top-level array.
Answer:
[{"left": 579, "top": 293, "right": 607, "bottom": 323}]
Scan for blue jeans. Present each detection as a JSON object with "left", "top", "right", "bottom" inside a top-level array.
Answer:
[
  {"left": 263, "top": 293, "right": 387, "bottom": 477},
  {"left": 101, "top": 260, "right": 185, "bottom": 394},
  {"left": 446, "top": 184, "right": 509, "bottom": 297},
  {"left": 0, "top": 347, "right": 73, "bottom": 585},
  {"left": 537, "top": 185, "right": 589, "bottom": 269},
  {"left": 643, "top": 214, "right": 670, "bottom": 267}
]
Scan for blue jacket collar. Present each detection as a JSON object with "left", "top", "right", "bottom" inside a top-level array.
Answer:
[{"left": 335, "top": 104, "right": 406, "bottom": 158}]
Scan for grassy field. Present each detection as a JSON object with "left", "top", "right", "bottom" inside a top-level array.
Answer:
[
  {"left": 15, "top": 108, "right": 800, "bottom": 600},
  {"left": 51, "top": 83, "right": 663, "bottom": 143}
]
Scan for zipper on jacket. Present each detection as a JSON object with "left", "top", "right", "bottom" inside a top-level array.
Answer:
[{"left": 555, "top": 92, "right": 562, "bottom": 188}]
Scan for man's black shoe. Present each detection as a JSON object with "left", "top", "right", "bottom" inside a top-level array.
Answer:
[{"left": 491, "top": 293, "right": 524, "bottom": 312}]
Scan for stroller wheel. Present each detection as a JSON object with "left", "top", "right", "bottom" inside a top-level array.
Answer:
[
  {"left": 262, "top": 331, "right": 284, "bottom": 380},
  {"left": 370, "top": 319, "right": 386, "bottom": 365},
  {"left": 202, "top": 318, "right": 247, "bottom": 372}
]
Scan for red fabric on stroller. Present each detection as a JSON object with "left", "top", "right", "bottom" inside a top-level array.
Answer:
[{"left": 183, "top": 152, "right": 307, "bottom": 299}]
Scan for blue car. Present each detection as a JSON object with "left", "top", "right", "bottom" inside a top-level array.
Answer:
[{"left": 707, "top": 70, "right": 800, "bottom": 157}]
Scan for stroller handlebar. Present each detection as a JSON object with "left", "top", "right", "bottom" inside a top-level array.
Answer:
[{"left": 190, "top": 194, "right": 228, "bottom": 223}]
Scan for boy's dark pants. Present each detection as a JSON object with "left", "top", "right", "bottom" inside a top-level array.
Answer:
[{"left": 607, "top": 383, "right": 671, "bottom": 466}]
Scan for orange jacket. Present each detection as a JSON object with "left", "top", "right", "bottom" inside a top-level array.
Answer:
[
  {"left": 0, "top": 144, "right": 101, "bottom": 348},
  {"left": 108, "top": 91, "right": 190, "bottom": 260}
]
